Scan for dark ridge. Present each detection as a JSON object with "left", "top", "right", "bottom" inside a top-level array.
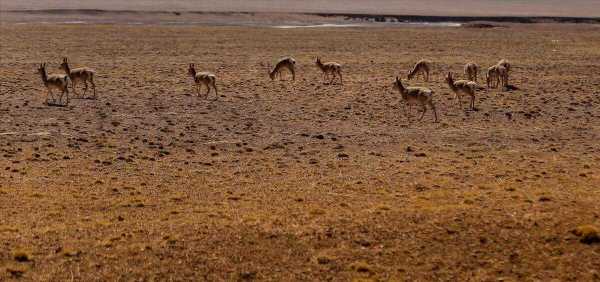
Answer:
[
  {"left": 312, "top": 13, "right": 600, "bottom": 24},
  {"left": 3, "top": 9, "right": 600, "bottom": 24}
]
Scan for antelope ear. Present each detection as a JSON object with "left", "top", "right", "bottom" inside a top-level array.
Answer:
[{"left": 396, "top": 76, "right": 399, "bottom": 82}]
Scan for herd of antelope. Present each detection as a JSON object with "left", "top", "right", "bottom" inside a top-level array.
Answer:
[{"left": 37, "top": 56, "right": 512, "bottom": 122}]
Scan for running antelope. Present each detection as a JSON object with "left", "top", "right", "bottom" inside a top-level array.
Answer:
[
  {"left": 446, "top": 72, "right": 478, "bottom": 110},
  {"left": 464, "top": 62, "right": 479, "bottom": 82},
  {"left": 187, "top": 64, "right": 218, "bottom": 100},
  {"left": 59, "top": 57, "right": 96, "bottom": 99},
  {"left": 37, "top": 63, "right": 69, "bottom": 106},
  {"left": 407, "top": 59, "right": 432, "bottom": 82},
  {"left": 269, "top": 57, "right": 296, "bottom": 81},
  {"left": 315, "top": 57, "right": 343, "bottom": 85},
  {"left": 392, "top": 76, "right": 438, "bottom": 122}
]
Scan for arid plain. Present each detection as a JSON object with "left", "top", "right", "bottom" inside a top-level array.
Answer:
[{"left": 1, "top": 23, "right": 600, "bottom": 281}]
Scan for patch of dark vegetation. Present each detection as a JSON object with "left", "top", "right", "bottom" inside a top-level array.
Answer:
[{"left": 462, "top": 22, "right": 504, "bottom": 28}]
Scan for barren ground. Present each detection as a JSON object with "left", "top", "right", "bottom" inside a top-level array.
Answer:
[{"left": 1, "top": 23, "right": 600, "bottom": 281}]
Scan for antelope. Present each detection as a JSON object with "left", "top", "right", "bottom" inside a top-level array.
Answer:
[
  {"left": 392, "top": 76, "right": 438, "bottom": 122},
  {"left": 446, "top": 72, "right": 477, "bottom": 110},
  {"left": 407, "top": 59, "right": 432, "bottom": 82},
  {"left": 486, "top": 65, "right": 508, "bottom": 89},
  {"left": 315, "top": 57, "right": 343, "bottom": 85},
  {"left": 497, "top": 59, "right": 511, "bottom": 73},
  {"left": 187, "top": 64, "right": 218, "bottom": 100},
  {"left": 464, "top": 62, "right": 479, "bottom": 82},
  {"left": 269, "top": 57, "right": 296, "bottom": 81},
  {"left": 486, "top": 66, "right": 497, "bottom": 88},
  {"left": 59, "top": 57, "right": 96, "bottom": 99},
  {"left": 497, "top": 59, "right": 511, "bottom": 86},
  {"left": 37, "top": 63, "right": 69, "bottom": 106}
]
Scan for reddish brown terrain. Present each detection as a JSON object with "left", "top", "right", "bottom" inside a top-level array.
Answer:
[{"left": 1, "top": 22, "right": 599, "bottom": 281}]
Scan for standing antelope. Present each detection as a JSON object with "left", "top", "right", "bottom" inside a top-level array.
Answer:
[
  {"left": 407, "top": 59, "right": 432, "bottom": 82},
  {"left": 269, "top": 57, "right": 296, "bottom": 81},
  {"left": 187, "top": 64, "right": 218, "bottom": 99},
  {"left": 37, "top": 63, "right": 69, "bottom": 106},
  {"left": 59, "top": 57, "right": 96, "bottom": 99},
  {"left": 486, "top": 65, "right": 498, "bottom": 88},
  {"left": 446, "top": 72, "right": 478, "bottom": 110},
  {"left": 464, "top": 62, "right": 479, "bottom": 82},
  {"left": 315, "top": 57, "right": 343, "bottom": 85},
  {"left": 497, "top": 59, "right": 511, "bottom": 86},
  {"left": 497, "top": 59, "right": 511, "bottom": 73},
  {"left": 392, "top": 76, "right": 438, "bottom": 122},
  {"left": 486, "top": 65, "right": 508, "bottom": 89}
]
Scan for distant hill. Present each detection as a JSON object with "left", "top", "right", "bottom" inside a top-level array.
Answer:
[{"left": 3, "top": 0, "right": 600, "bottom": 17}]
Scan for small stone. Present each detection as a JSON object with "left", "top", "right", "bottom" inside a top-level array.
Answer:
[
  {"left": 572, "top": 225, "right": 600, "bottom": 244},
  {"left": 538, "top": 196, "right": 551, "bottom": 202}
]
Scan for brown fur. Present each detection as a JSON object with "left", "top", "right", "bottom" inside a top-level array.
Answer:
[
  {"left": 59, "top": 57, "right": 96, "bottom": 99},
  {"left": 446, "top": 72, "right": 478, "bottom": 110},
  {"left": 407, "top": 59, "right": 432, "bottom": 81},
  {"left": 269, "top": 57, "right": 296, "bottom": 81},
  {"left": 38, "top": 63, "right": 69, "bottom": 106},
  {"left": 392, "top": 76, "right": 438, "bottom": 122},
  {"left": 464, "top": 62, "right": 479, "bottom": 82},
  {"left": 315, "top": 57, "right": 343, "bottom": 85},
  {"left": 188, "top": 64, "right": 218, "bottom": 99}
]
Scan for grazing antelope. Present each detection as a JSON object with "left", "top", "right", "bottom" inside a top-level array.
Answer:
[
  {"left": 486, "top": 65, "right": 508, "bottom": 89},
  {"left": 269, "top": 57, "right": 296, "bottom": 81},
  {"left": 464, "top": 62, "right": 479, "bottom": 82},
  {"left": 446, "top": 72, "right": 478, "bottom": 110},
  {"left": 392, "top": 76, "right": 438, "bottom": 122},
  {"left": 59, "top": 57, "right": 96, "bottom": 99},
  {"left": 37, "top": 63, "right": 69, "bottom": 106},
  {"left": 407, "top": 59, "right": 432, "bottom": 82},
  {"left": 187, "top": 64, "right": 218, "bottom": 99},
  {"left": 315, "top": 57, "right": 343, "bottom": 85}
]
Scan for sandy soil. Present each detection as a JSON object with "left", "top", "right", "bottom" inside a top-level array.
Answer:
[
  {"left": 1, "top": 23, "right": 600, "bottom": 281},
  {"left": 3, "top": 0, "right": 600, "bottom": 17}
]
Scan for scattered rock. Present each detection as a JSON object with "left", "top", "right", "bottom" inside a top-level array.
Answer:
[
  {"left": 238, "top": 271, "right": 257, "bottom": 280},
  {"left": 350, "top": 261, "right": 374, "bottom": 274},
  {"left": 572, "top": 225, "right": 600, "bottom": 244},
  {"left": 12, "top": 250, "right": 32, "bottom": 262},
  {"left": 538, "top": 196, "right": 552, "bottom": 202}
]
